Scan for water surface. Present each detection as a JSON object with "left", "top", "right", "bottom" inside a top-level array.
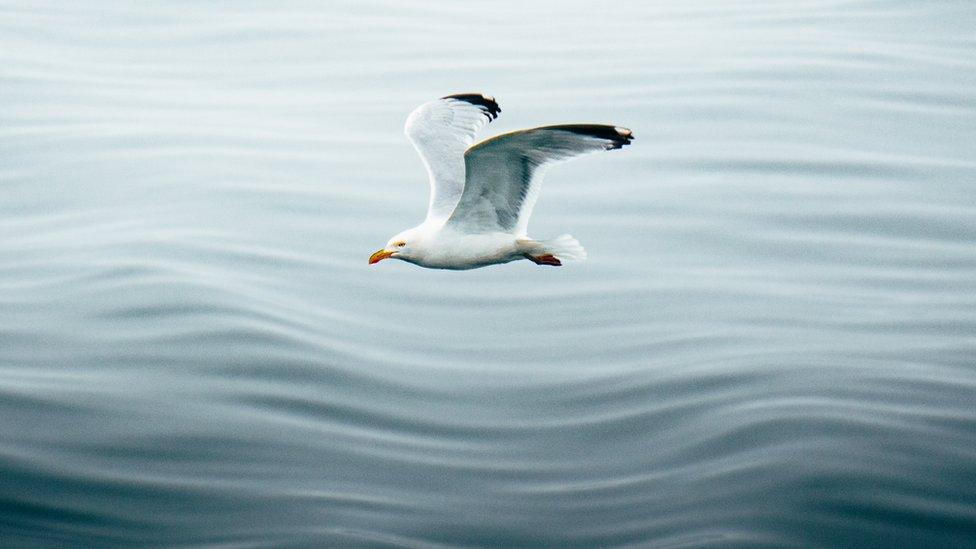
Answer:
[{"left": 2, "top": 1, "right": 976, "bottom": 546}]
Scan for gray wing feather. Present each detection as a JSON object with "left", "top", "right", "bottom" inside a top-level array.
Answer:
[
  {"left": 445, "top": 124, "right": 634, "bottom": 234},
  {"left": 404, "top": 94, "right": 500, "bottom": 223}
]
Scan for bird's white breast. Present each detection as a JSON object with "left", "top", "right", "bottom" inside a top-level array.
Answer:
[{"left": 414, "top": 229, "right": 521, "bottom": 270}]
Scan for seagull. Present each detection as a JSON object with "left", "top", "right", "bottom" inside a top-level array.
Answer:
[{"left": 369, "top": 93, "right": 633, "bottom": 270}]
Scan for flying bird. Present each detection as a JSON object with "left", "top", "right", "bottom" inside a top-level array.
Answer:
[{"left": 369, "top": 93, "right": 633, "bottom": 270}]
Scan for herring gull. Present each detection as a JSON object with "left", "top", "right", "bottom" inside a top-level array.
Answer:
[{"left": 369, "top": 93, "right": 633, "bottom": 270}]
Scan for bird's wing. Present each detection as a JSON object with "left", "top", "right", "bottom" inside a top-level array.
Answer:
[
  {"left": 404, "top": 93, "right": 501, "bottom": 224},
  {"left": 445, "top": 124, "right": 633, "bottom": 235}
]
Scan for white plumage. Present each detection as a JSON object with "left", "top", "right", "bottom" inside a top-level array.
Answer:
[{"left": 369, "top": 93, "right": 633, "bottom": 270}]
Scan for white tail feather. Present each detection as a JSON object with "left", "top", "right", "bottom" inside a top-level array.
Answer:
[{"left": 541, "top": 234, "right": 587, "bottom": 262}]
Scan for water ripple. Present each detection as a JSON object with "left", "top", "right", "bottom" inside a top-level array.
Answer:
[{"left": 2, "top": 0, "right": 975, "bottom": 546}]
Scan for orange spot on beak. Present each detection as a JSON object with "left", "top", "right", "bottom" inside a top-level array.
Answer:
[{"left": 369, "top": 249, "right": 395, "bottom": 265}]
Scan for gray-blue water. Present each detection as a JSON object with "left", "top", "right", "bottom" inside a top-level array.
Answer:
[{"left": 3, "top": 1, "right": 976, "bottom": 547}]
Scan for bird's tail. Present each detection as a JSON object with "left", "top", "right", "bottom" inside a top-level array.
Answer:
[
  {"left": 543, "top": 234, "right": 587, "bottom": 262},
  {"left": 518, "top": 234, "right": 587, "bottom": 266}
]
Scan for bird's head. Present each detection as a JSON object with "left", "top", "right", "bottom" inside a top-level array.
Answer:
[{"left": 369, "top": 228, "right": 421, "bottom": 265}]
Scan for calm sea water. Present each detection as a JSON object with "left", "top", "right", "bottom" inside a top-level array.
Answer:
[{"left": 2, "top": 1, "right": 976, "bottom": 547}]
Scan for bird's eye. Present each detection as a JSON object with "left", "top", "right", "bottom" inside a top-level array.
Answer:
[{"left": 396, "top": 241, "right": 406, "bottom": 247}]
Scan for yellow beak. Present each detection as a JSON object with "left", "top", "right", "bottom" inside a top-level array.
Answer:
[{"left": 369, "top": 249, "right": 395, "bottom": 265}]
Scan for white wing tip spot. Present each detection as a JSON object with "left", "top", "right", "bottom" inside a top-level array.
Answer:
[{"left": 615, "top": 127, "right": 633, "bottom": 137}]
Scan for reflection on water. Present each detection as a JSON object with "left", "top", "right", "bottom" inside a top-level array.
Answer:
[{"left": 2, "top": 1, "right": 976, "bottom": 546}]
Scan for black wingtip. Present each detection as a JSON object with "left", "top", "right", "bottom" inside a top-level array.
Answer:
[
  {"left": 442, "top": 93, "right": 502, "bottom": 120},
  {"left": 552, "top": 124, "right": 634, "bottom": 150}
]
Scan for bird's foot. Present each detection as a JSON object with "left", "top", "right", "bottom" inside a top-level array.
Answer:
[{"left": 524, "top": 253, "right": 562, "bottom": 266}]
